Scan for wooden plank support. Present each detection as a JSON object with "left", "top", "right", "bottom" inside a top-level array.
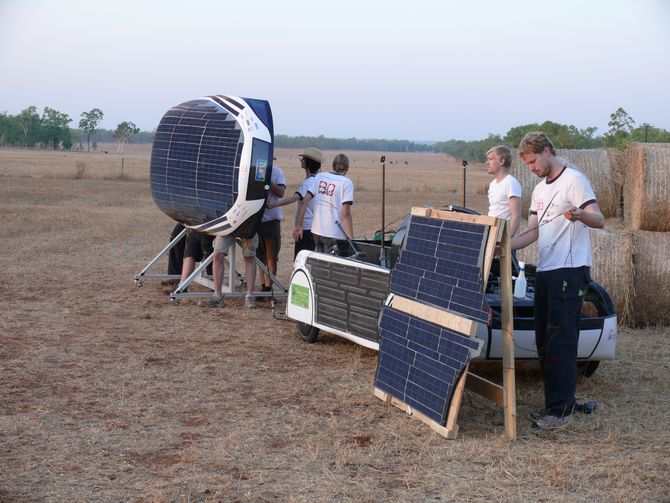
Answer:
[
  {"left": 498, "top": 222, "right": 517, "bottom": 441},
  {"left": 465, "top": 372, "right": 504, "bottom": 407},
  {"left": 374, "top": 387, "right": 458, "bottom": 439},
  {"left": 389, "top": 295, "right": 478, "bottom": 337},
  {"left": 411, "top": 207, "right": 499, "bottom": 227}
]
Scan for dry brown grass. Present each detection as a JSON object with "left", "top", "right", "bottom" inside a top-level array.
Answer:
[{"left": 1, "top": 148, "right": 669, "bottom": 502}]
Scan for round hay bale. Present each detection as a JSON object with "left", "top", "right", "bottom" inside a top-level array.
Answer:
[
  {"left": 511, "top": 149, "right": 623, "bottom": 219},
  {"left": 623, "top": 142, "right": 670, "bottom": 231},
  {"left": 589, "top": 221, "right": 635, "bottom": 326},
  {"left": 515, "top": 218, "right": 635, "bottom": 326},
  {"left": 631, "top": 230, "right": 670, "bottom": 326}
]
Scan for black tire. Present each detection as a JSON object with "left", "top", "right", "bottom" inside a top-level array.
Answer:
[
  {"left": 579, "top": 361, "right": 600, "bottom": 377},
  {"left": 582, "top": 281, "right": 615, "bottom": 318},
  {"left": 578, "top": 281, "right": 615, "bottom": 377},
  {"left": 297, "top": 322, "right": 319, "bottom": 343}
]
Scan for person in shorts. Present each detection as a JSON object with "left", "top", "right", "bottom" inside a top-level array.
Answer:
[
  {"left": 199, "top": 234, "right": 259, "bottom": 309},
  {"left": 179, "top": 229, "right": 214, "bottom": 287}
]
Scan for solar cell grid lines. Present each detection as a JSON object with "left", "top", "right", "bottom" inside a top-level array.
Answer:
[
  {"left": 150, "top": 95, "right": 273, "bottom": 237},
  {"left": 375, "top": 307, "right": 483, "bottom": 424},
  {"left": 389, "top": 215, "right": 490, "bottom": 323}
]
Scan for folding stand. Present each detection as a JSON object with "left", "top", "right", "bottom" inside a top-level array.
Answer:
[{"left": 134, "top": 228, "right": 289, "bottom": 305}]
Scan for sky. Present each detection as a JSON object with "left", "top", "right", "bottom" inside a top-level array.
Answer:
[{"left": 1, "top": 0, "right": 668, "bottom": 142}]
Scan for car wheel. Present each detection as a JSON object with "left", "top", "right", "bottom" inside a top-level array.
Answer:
[
  {"left": 578, "top": 282, "right": 615, "bottom": 377},
  {"left": 579, "top": 360, "right": 600, "bottom": 377},
  {"left": 297, "top": 322, "right": 319, "bottom": 343}
]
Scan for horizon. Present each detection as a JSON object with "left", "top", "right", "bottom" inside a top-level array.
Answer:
[{"left": 1, "top": 0, "right": 669, "bottom": 142}]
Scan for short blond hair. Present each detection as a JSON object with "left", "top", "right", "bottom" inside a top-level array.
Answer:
[
  {"left": 518, "top": 132, "right": 556, "bottom": 156},
  {"left": 486, "top": 145, "right": 512, "bottom": 169}
]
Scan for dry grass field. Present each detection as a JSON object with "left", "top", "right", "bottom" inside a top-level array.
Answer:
[{"left": 0, "top": 146, "right": 668, "bottom": 503}]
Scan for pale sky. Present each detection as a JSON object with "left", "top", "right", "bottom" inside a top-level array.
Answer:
[{"left": 1, "top": 0, "right": 668, "bottom": 141}]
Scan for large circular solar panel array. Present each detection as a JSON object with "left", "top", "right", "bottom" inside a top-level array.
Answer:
[{"left": 150, "top": 95, "right": 273, "bottom": 237}]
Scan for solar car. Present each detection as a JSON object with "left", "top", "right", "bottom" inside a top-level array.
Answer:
[{"left": 286, "top": 208, "right": 617, "bottom": 377}]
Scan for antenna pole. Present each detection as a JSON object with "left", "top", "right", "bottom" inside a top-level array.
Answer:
[
  {"left": 380, "top": 155, "right": 389, "bottom": 268},
  {"left": 462, "top": 160, "right": 468, "bottom": 207}
]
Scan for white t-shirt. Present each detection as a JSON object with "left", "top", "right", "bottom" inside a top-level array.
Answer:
[
  {"left": 530, "top": 166, "right": 597, "bottom": 271},
  {"left": 261, "top": 166, "right": 286, "bottom": 222},
  {"left": 308, "top": 171, "right": 354, "bottom": 239},
  {"left": 488, "top": 174, "right": 521, "bottom": 221},
  {"left": 295, "top": 176, "right": 317, "bottom": 230}
]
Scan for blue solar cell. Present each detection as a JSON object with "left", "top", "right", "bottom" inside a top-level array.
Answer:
[
  {"left": 388, "top": 215, "right": 490, "bottom": 323},
  {"left": 375, "top": 307, "right": 483, "bottom": 425},
  {"left": 150, "top": 95, "right": 273, "bottom": 237}
]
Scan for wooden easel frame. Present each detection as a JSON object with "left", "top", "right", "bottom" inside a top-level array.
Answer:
[{"left": 374, "top": 207, "right": 517, "bottom": 440}]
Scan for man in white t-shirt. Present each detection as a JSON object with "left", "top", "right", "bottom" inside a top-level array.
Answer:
[
  {"left": 294, "top": 153, "right": 354, "bottom": 255},
  {"left": 266, "top": 147, "right": 322, "bottom": 257},
  {"left": 256, "top": 166, "right": 286, "bottom": 294},
  {"left": 485, "top": 145, "right": 521, "bottom": 236},
  {"left": 512, "top": 132, "right": 604, "bottom": 429}
]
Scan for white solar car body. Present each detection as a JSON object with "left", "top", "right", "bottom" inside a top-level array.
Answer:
[{"left": 151, "top": 95, "right": 274, "bottom": 237}]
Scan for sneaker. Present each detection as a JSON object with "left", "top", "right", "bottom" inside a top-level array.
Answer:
[
  {"left": 574, "top": 400, "right": 598, "bottom": 414},
  {"left": 532, "top": 414, "right": 573, "bottom": 429},
  {"left": 530, "top": 401, "right": 598, "bottom": 420},
  {"left": 244, "top": 295, "right": 257, "bottom": 309},
  {"left": 198, "top": 294, "right": 224, "bottom": 307}
]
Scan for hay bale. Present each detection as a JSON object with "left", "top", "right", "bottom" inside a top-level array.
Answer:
[
  {"left": 515, "top": 219, "right": 635, "bottom": 326},
  {"left": 623, "top": 143, "right": 670, "bottom": 231},
  {"left": 632, "top": 230, "right": 670, "bottom": 326},
  {"left": 511, "top": 149, "right": 623, "bottom": 219},
  {"left": 589, "top": 221, "right": 635, "bottom": 326}
]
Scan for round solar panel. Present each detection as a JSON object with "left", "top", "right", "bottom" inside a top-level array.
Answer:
[{"left": 150, "top": 95, "right": 274, "bottom": 237}]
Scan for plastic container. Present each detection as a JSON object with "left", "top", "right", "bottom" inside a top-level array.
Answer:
[{"left": 513, "top": 261, "right": 527, "bottom": 299}]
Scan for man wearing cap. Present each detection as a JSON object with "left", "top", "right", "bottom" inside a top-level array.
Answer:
[
  {"left": 293, "top": 153, "right": 354, "bottom": 255},
  {"left": 267, "top": 147, "right": 322, "bottom": 256}
]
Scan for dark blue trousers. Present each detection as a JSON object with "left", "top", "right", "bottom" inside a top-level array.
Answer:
[{"left": 534, "top": 266, "right": 590, "bottom": 416}]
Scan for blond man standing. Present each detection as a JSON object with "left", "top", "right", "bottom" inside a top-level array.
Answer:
[{"left": 485, "top": 145, "right": 521, "bottom": 236}]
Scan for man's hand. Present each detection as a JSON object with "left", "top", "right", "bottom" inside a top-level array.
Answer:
[
  {"left": 564, "top": 206, "right": 582, "bottom": 222},
  {"left": 293, "top": 226, "right": 303, "bottom": 241}
]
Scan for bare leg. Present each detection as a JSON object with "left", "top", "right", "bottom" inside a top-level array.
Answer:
[
  {"left": 211, "top": 252, "right": 225, "bottom": 297},
  {"left": 180, "top": 257, "right": 196, "bottom": 284}
]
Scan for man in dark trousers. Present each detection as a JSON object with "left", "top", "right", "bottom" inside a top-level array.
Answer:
[{"left": 511, "top": 132, "right": 604, "bottom": 429}]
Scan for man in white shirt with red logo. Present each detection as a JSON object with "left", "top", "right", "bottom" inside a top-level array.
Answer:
[
  {"left": 293, "top": 153, "right": 354, "bottom": 255},
  {"left": 512, "top": 132, "right": 604, "bottom": 429}
]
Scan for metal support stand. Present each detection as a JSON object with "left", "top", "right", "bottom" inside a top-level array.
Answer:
[{"left": 134, "top": 229, "right": 288, "bottom": 304}]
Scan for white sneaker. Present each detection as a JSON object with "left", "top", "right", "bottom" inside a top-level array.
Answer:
[
  {"left": 244, "top": 295, "right": 257, "bottom": 309},
  {"left": 198, "top": 294, "right": 225, "bottom": 307}
]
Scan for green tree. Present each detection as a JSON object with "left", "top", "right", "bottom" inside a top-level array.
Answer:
[
  {"left": 603, "top": 107, "right": 636, "bottom": 149},
  {"left": 79, "top": 108, "right": 104, "bottom": 152},
  {"left": 113, "top": 121, "right": 140, "bottom": 153},
  {"left": 629, "top": 123, "right": 670, "bottom": 143},
  {"left": 606, "top": 107, "right": 635, "bottom": 135},
  {"left": 0, "top": 112, "right": 22, "bottom": 146},
  {"left": 16, "top": 106, "right": 41, "bottom": 147},
  {"left": 40, "top": 107, "right": 72, "bottom": 150}
]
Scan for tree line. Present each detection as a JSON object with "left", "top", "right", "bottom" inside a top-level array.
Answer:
[
  {"left": 2, "top": 105, "right": 667, "bottom": 159},
  {"left": 434, "top": 108, "right": 670, "bottom": 162},
  {"left": 0, "top": 106, "right": 142, "bottom": 153}
]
